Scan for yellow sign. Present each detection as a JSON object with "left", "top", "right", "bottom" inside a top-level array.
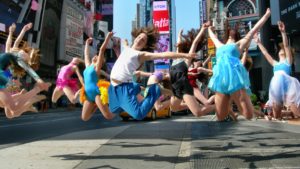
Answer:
[{"left": 207, "top": 38, "right": 215, "bottom": 49}]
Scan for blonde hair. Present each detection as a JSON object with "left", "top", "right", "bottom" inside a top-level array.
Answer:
[{"left": 10, "top": 42, "right": 41, "bottom": 77}]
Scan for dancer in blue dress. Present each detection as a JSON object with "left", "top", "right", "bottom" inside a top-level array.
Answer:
[
  {"left": 254, "top": 21, "right": 300, "bottom": 119},
  {"left": 207, "top": 8, "right": 271, "bottom": 120}
]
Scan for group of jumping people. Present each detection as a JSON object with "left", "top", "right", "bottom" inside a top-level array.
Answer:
[{"left": 1, "top": 8, "right": 299, "bottom": 122}]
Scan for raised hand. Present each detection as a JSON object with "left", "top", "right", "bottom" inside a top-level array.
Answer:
[
  {"left": 107, "top": 32, "right": 114, "bottom": 38},
  {"left": 203, "top": 21, "right": 211, "bottom": 29},
  {"left": 86, "top": 37, "right": 93, "bottom": 44},
  {"left": 277, "top": 21, "right": 285, "bottom": 32},
  {"left": 23, "top": 23, "right": 32, "bottom": 31},
  {"left": 266, "top": 8, "right": 271, "bottom": 16},
  {"left": 9, "top": 23, "right": 16, "bottom": 32}
]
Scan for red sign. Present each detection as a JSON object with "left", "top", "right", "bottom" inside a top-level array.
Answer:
[{"left": 153, "top": 10, "right": 169, "bottom": 33}]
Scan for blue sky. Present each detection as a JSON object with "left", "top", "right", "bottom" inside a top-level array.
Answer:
[{"left": 113, "top": 0, "right": 200, "bottom": 45}]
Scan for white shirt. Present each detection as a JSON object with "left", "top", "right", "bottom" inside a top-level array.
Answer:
[{"left": 110, "top": 47, "right": 141, "bottom": 86}]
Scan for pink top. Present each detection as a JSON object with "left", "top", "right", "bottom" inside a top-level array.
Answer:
[{"left": 57, "top": 63, "right": 75, "bottom": 80}]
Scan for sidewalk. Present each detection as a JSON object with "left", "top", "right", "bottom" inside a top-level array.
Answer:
[
  {"left": 0, "top": 115, "right": 299, "bottom": 169},
  {"left": 191, "top": 116, "right": 300, "bottom": 168}
]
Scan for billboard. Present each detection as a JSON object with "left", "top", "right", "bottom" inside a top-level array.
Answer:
[
  {"left": 279, "top": 0, "right": 300, "bottom": 31},
  {"left": 152, "top": 1, "right": 169, "bottom": 33},
  {"left": 40, "top": 0, "right": 63, "bottom": 65},
  {"left": 59, "top": 0, "right": 84, "bottom": 61},
  {"left": 154, "top": 34, "right": 170, "bottom": 73}
]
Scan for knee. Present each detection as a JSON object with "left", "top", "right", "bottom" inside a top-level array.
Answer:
[
  {"left": 103, "top": 113, "right": 115, "bottom": 120},
  {"left": 81, "top": 114, "right": 90, "bottom": 121},
  {"left": 170, "top": 104, "right": 179, "bottom": 112},
  {"left": 5, "top": 113, "right": 14, "bottom": 119},
  {"left": 70, "top": 98, "right": 76, "bottom": 104},
  {"left": 131, "top": 112, "right": 144, "bottom": 120}
]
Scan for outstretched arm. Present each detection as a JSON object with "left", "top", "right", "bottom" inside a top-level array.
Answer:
[
  {"left": 139, "top": 51, "right": 196, "bottom": 62},
  {"left": 189, "top": 22, "right": 209, "bottom": 54},
  {"left": 278, "top": 21, "right": 292, "bottom": 64},
  {"left": 96, "top": 32, "right": 113, "bottom": 73},
  {"left": 197, "top": 67, "right": 213, "bottom": 74},
  {"left": 6, "top": 23, "right": 16, "bottom": 52},
  {"left": 13, "top": 23, "right": 32, "bottom": 49},
  {"left": 134, "top": 70, "right": 152, "bottom": 78},
  {"left": 238, "top": 8, "right": 271, "bottom": 52},
  {"left": 84, "top": 38, "right": 93, "bottom": 67},
  {"left": 208, "top": 26, "right": 223, "bottom": 48},
  {"left": 253, "top": 34, "right": 276, "bottom": 66}
]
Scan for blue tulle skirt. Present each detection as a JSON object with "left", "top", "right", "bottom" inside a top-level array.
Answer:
[{"left": 208, "top": 55, "right": 250, "bottom": 95}]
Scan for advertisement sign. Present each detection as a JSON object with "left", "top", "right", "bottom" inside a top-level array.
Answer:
[
  {"left": 41, "top": 0, "right": 63, "bottom": 65},
  {"left": 102, "top": 4, "right": 113, "bottom": 15},
  {"left": 202, "top": 0, "right": 207, "bottom": 22},
  {"left": 152, "top": 1, "right": 169, "bottom": 33},
  {"left": 84, "top": 11, "right": 94, "bottom": 37},
  {"left": 154, "top": 34, "right": 170, "bottom": 73},
  {"left": 279, "top": 0, "right": 300, "bottom": 31},
  {"left": 65, "top": 5, "right": 84, "bottom": 59},
  {"left": 207, "top": 38, "right": 215, "bottom": 56}
]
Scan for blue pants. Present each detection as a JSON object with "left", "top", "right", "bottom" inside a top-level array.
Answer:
[{"left": 108, "top": 82, "right": 161, "bottom": 120}]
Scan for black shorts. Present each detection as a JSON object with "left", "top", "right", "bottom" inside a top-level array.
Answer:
[{"left": 170, "top": 61, "right": 193, "bottom": 99}]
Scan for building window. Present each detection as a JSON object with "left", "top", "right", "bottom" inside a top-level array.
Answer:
[{"left": 227, "top": 0, "right": 255, "bottom": 17}]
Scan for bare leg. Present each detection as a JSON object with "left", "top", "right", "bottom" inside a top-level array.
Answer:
[
  {"left": 95, "top": 95, "right": 115, "bottom": 120},
  {"left": 154, "top": 99, "right": 170, "bottom": 112},
  {"left": 170, "top": 96, "right": 188, "bottom": 112},
  {"left": 231, "top": 89, "right": 254, "bottom": 120},
  {"left": 272, "top": 103, "right": 282, "bottom": 120},
  {"left": 52, "top": 87, "right": 64, "bottom": 103},
  {"left": 3, "top": 94, "right": 46, "bottom": 118},
  {"left": 290, "top": 104, "right": 300, "bottom": 117},
  {"left": 0, "top": 87, "right": 41, "bottom": 118},
  {"left": 183, "top": 94, "right": 215, "bottom": 117},
  {"left": 63, "top": 86, "right": 77, "bottom": 104},
  {"left": 194, "top": 88, "right": 210, "bottom": 105},
  {"left": 215, "top": 92, "right": 231, "bottom": 121},
  {"left": 81, "top": 101, "right": 97, "bottom": 121}
]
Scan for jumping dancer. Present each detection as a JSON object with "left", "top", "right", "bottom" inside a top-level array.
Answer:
[
  {"left": 108, "top": 26, "right": 195, "bottom": 120},
  {"left": 254, "top": 21, "right": 300, "bottom": 119},
  {"left": 0, "top": 23, "right": 50, "bottom": 118},
  {"left": 207, "top": 8, "right": 271, "bottom": 120},
  {"left": 81, "top": 33, "right": 115, "bottom": 121},
  {"left": 170, "top": 22, "right": 215, "bottom": 116},
  {"left": 52, "top": 58, "right": 84, "bottom": 104},
  {"left": 188, "top": 56, "right": 214, "bottom": 105}
]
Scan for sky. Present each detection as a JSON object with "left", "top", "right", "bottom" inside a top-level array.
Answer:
[{"left": 113, "top": 0, "right": 200, "bottom": 45}]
